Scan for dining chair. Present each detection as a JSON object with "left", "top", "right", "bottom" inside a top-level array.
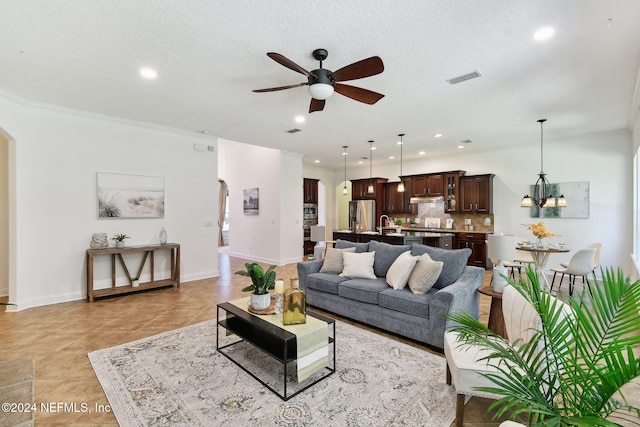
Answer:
[
  {"left": 444, "top": 285, "right": 570, "bottom": 427},
  {"left": 550, "top": 248, "right": 597, "bottom": 296},
  {"left": 560, "top": 243, "right": 601, "bottom": 272}
]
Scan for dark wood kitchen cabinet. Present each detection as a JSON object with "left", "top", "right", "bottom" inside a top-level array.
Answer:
[
  {"left": 303, "top": 178, "right": 319, "bottom": 203},
  {"left": 410, "top": 174, "right": 444, "bottom": 197},
  {"left": 383, "top": 179, "right": 411, "bottom": 214},
  {"left": 455, "top": 232, "right": 488, "bottom": 268},
  {"left": 351, "top": 178, "right": 388, "bottom": 200},
  {"left": 444, "top": 171, "right": 465, "bottom": 213},
  {"left": 459, "top": 174, "right": 494, "bottom": 214}
]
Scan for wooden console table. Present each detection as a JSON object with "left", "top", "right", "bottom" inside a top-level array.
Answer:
[{"left": 86, "top": 243, "right": 180, "bottom": 302}]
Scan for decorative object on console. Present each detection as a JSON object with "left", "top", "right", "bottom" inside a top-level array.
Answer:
[
  {"left": 397, "top": 133, "right": 405, "bottom": 192},
  {"left": 342, "top": 146, "right": 349, "bottom": 195},
  {"left": 89, "top": 233, "right": 109, "bottom": 249},
  {"left": 243, "top": 188, "right": 259, "bottom": 215},
  {"left": 520, "top": 119, "right": 566, "bottom": 209},
  {"left": 159, "top": 227, "right": 167, "bottom": 245},
  {"left": 97, "top": 172, "right": 164, "bottom": 218},
  {"left": 487, "top": 234, "right": 516, "bottom": 293},
  {"left": 283, "top": 278, "right": 306, "bottom": 325},
  {"left": 111, "top": 233, "right": 129, "bottom": 248},
  {"left": 235, "top": 262, "right": 276, "bottom": 311},
  {"left": 131, "top": 277, "right": 139, "bottom": 288}
]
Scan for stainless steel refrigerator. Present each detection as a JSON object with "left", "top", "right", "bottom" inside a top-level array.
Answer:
[{"left": 348, "top": 200, "right": 376, "bottom": 232}]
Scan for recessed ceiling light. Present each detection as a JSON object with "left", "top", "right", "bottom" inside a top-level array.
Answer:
[
  {"left": 389, "top": 156, "right": 395, "bottom": 159},
  {"left": 533, "top": 26, "right": 554, "bottom": 41},
  {"left": 358, "top": 160, "right": 364, "bottom": 164},
  {"left": 419, "top": 151, "right": 426, "bottom": 155},
  {"left": 295, "top": 116, "right": 305, "bottom": 123},
  {"left": 457, "top": 145, "right": 465, "bottom": 149},
  {"left": 314, "top": 160, "right": 320, "bottom": 163},
  {"left": 140, "top": 68, "right": 158, "bottom": 79},
  {"left": 434, "top": 133, "right": 443, "bottom": 138}
]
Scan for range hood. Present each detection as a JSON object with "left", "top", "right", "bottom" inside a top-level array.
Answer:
[{"left": 409, "top": 196, "right": 445, "bottom": 204}]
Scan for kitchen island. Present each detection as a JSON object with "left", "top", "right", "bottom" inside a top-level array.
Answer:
[{"left": 333, "top": 230, "right": 454, "bottom": 249}]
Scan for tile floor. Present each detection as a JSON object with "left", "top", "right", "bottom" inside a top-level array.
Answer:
[{"left": 0, "top": 253, "right": 574, "bottom": 426}]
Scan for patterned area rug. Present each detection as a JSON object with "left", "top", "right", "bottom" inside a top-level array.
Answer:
[{"left": 89, "top": 320, "right": 458, "bottom": 426}]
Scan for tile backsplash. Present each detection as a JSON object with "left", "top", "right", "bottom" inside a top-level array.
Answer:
[{"left": 388, "top": 203, "right": 494, "bottom": 233}]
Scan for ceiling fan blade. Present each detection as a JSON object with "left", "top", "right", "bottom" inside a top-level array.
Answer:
[
  {"left": 332, "top": 56, "right": 384, "bottom": 82},
  {"left": 309, "top": 98, "right": 325, "bottom": 113},
  {"left": 253, "top": 82, "right": 307, "bottom": 93},
  {"left": 334, "top": 83, "right": 385, "bottom": 105},
  {"left": 267, "top": 52, "right": 313, "bottom": 77}
]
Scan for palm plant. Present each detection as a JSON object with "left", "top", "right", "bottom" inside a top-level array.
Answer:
[{"left": 448, "top": 266, "right": 640, "bottom": 426}]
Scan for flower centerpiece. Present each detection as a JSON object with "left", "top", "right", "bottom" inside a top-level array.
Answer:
[{"left": 524, "top": 221, "right": 555, "bottom": 248}]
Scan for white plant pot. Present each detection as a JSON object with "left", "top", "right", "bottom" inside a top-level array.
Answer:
[
  {"left": 250, "top": 293, "right": 271, "bottom": 310},
  {"left": 132, "top": 280, "right": 139, "bottom": 288},
  {"left": 116, "top": 241, "right": 125, "bottom": 248}
]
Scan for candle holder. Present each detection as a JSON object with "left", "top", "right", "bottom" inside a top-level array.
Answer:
[{"left": 273, "top": 279, "right": 284, "bottom": 321}]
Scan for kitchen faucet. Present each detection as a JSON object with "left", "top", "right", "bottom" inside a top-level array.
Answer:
[{"left": 379, "top": 215, "right": 389, "bottom": 235}]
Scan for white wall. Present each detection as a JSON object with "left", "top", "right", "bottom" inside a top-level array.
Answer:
[
  {"left": 218, "top": 139, "right": 304, "bottom": 265},
  {"left": 0, "top": 132, "right": 8, "bottom": 296},
  {"left": 0, "top": 95, "right": 219, "bottom": 310},
  {"left": 329, "top": 129, "right": 633, "bottom": 276}
]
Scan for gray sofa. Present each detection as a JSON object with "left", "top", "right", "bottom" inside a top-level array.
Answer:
[{"left": 297, "top": 239, "right": 484, "bottom": 350}]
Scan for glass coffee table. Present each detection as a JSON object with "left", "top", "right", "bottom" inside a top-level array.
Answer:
[{"left": 216, "top": 300, "right": 336, "bottom": 401}]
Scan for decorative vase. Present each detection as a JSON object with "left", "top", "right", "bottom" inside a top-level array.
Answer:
[
  {"left": 116, "top": 241, "right": 125, "bottom": 248},
  {"left": 536, "top": 237, "right": 545, "bottom": 248},
  {"left": 283, "top": 278, "right": 306, "bottom": 325},
  {"left": 89, "top": 233, "right": 108, "bottom": 249},
  {"left": 159, "top": 227, "right": 167, "bottom": 245},
  {"left": 250, "top": 293, "right": 271, "bottom": 311}
]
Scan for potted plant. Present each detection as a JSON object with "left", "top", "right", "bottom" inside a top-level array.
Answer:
[
  {"left": 131, "top": 276, "right": 139, "bottom": 287},
  {"left": 448, "top": 266, "right": 640, "bottom": 426},
  {"left": 410, "top": 219, "right": 417, "bottom": 228},
  {"left": 235, "top": 262, "right": 276, "bottom": 310},
  {"left": 394, "top": 218, "right": 403, "bottom": 233},
  {"left": 112, "top": 233, "right": 129, "bottom": 248}
]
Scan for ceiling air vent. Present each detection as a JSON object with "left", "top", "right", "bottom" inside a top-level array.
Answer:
[
  {"left": 287, "top": 128, "right": 302, "bottom": 134},
  {"left": 446, "top": 71, "right": 482, "bottom": 85}
]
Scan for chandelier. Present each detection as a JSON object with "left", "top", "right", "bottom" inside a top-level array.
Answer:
[{"left": 521, "top": 119, "right": 566, "bottom": 208}]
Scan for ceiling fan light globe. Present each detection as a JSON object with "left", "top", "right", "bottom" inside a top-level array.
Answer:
[{"left": 308, "top": 83, "right": 334, "bottom": 100}]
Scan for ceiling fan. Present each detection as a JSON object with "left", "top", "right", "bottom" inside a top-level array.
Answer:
[{"left": 253, "top": 48, "right": 385, "bottom": 113}]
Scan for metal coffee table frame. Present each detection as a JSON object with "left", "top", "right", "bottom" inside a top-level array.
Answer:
[{"left": 216, "top": 302, "right": 336, "bottom": 401}]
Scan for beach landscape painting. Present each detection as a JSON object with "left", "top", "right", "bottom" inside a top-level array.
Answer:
[
  {"left": 243, "top": 188, "right": 259, "bottom": 215},
  {"left": 98, "top": 173, "right": 165, "bottom": 218}
]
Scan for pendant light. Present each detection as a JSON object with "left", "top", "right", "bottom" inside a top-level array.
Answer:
[
  {"left": 342, "top": 145, "right": 349, "bottom": 195},
  {"left": 521, "top": 119, "right": 566, "bottom": 208},
  {"left": 367, "top": 140, "right": 375, "bottom": 194},
  {"left": 397, "top": 133, "right": 405, "bottom": 192}
]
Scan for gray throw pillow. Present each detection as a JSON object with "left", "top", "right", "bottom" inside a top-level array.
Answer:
[
  {"left": 320, "top": 247, "right": 356, "bottom": 274},
  {"left": 335, "top": 239, "right": 370, "bottom": 253},
  {"left": 411, "top": 244, "right": 471, "bottom": 289},
  {"left": 369, "top": 240, "right": 412, "bottom": 278},
  {"left": 408, "top": 253, "right": 444, "bottom": 294}
]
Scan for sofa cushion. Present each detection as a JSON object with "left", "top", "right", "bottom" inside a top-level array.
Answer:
[
  {"left": 319, "top": 247, "right": 356, "bottom": 274},
  {"left": 408, "top": 253, "right": 444, "bottom": 295},
  {"left": 340, "top": 251, "right": 376, "bottom": 279},
  {"left": 379, "top": 287, "right": 433, "bottom": 318},
  {"left": 305, "top": 272, "right": 350, "bottom": 295},
  {"left": 369, "top": 240, "right": 412, "bottom": 278},
  {"left": 386, "top": 251, "right": 419, "bottom": 290},
  {"left": 338, "top": 277, "right": 389, "bottom": 304},
  {"left": 411, "top": 244, "right": 471, "bottom": 289},
  {"left": 335, "top": 239, "right": 370, "bottom": 253}
]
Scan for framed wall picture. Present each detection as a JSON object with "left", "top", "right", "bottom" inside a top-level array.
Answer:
[
  {"left": 243, "top": 188, "right": 259, "bottom": 215},
  {"left": 97, "top": 172, "right": 165, "bottom": 218}
]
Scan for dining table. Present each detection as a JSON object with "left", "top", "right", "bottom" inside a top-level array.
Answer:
[{"left": 516, "top": 245, "right": 570, "bottom": 293}]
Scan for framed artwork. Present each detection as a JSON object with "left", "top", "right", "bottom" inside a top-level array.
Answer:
[
  {"left": 97, "top": 173, "right": 165, "bottom": 218},
  {"left": 243, "top": 188, "right": 259, "bottom": 215},
  {"left": 530, "top": 181, "right": 589, "bottom": 219}
]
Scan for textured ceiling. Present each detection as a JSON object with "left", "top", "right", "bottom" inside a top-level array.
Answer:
[{"left": 1, "top": 0, "right": 639, "bottom": 169}]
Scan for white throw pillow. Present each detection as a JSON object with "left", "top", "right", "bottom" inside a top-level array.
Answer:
[
  {"left": 408, "top": 253, "right": 444, "bottom": 295},
  {"left": 340, "top": 251, "right": 376, "bottom": 279},
  {"left": 319, "top": 247, "right": 356, "bottom": 274},
  {"left": 386, "top": 251, "right": 419, "bottom": 290}
]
